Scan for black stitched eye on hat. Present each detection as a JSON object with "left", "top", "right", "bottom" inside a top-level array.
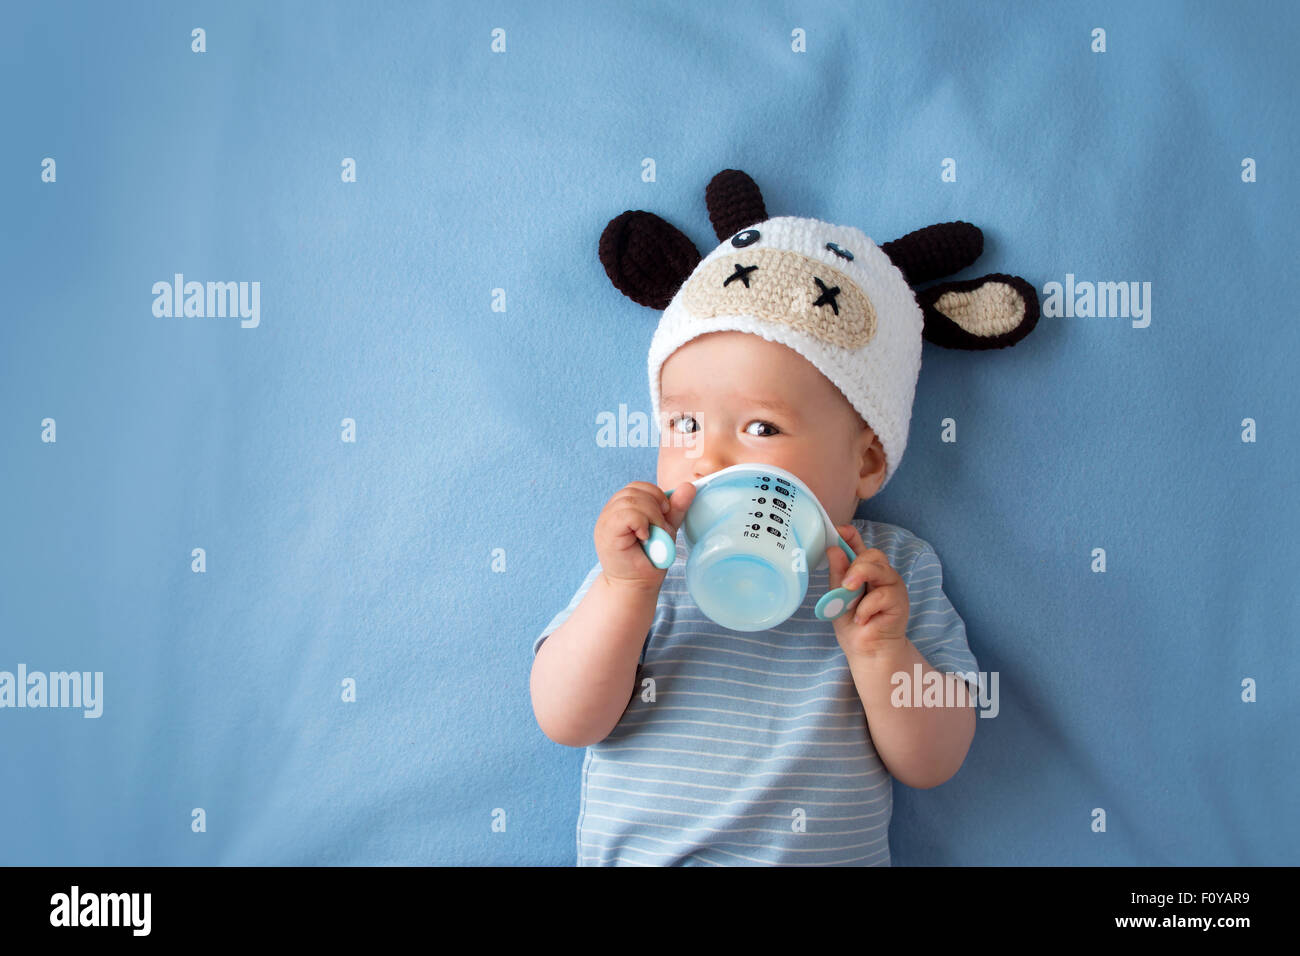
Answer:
[
  {"left": 826, "top": 241, "right": 853, "bottom": 261},
  {"left": 731, "top": 229, "right": 761, "bottom": 248}
]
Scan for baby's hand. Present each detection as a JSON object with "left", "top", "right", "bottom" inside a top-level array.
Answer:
[
  {"left": 595, "top": 480, "right": 696, "bottom": 594},
  {"left": 825, "top": 524, "right": 909, "bottom": 657}
]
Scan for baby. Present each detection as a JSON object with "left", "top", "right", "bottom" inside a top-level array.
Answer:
[{"left": 530, "top": 169, "right": 1037, "bottom": 865}]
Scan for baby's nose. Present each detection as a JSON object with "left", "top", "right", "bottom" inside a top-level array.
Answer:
[
  {"left": 691, "top": 447, "right": 731, "bottom": 480},
  {"left": 680, "top": 423, "right": 738, "bottom": 479}
]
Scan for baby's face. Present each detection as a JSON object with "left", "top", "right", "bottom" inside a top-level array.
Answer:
[{"left": 657, "top": 331, "right": 886, "bottom": 528}]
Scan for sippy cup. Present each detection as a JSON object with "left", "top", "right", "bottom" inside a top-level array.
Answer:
[{"left": 640, "top": 463, "right": 866, "bottom": 632}]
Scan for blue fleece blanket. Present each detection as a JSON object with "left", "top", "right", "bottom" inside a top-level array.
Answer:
[{"left": 0, "top": 0, "right": 1295, "bottom": 865}]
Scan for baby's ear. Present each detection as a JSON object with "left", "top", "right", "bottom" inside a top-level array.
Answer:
[
  {"left": 598, "top": 210, "right": 702, "bottom": 311},
  {"left": 916, "top": 273, "right": 1040, "bottom": 350}
]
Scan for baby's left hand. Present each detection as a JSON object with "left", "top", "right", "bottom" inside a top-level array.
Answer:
[{"left": 825, "top": 524, "right": 909, "bottom": 657}]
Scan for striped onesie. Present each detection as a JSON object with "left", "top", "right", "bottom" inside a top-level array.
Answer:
[{"left": 533, "top": 516, "right": 980, "bottom": 866}]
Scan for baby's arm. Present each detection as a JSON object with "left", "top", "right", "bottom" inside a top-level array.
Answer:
[
  {"left": 844, "top": 640, "right": 976, "bottom": 789},
  {"left": 531, "top": 479, "right": 695, "bottom": 748},
  {"left": 530, "top": 573, "right": 657, "bottom": 748},
  {"left": 827, "top": 527, "right": 976, "bottom": 788}
]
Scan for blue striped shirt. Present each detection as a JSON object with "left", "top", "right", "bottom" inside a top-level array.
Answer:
[{"left": 532, "top": 517, "right": 980, "bottom": 866}]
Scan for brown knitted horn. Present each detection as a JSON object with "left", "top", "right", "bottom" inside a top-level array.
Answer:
[
  {"left": 598, "top": 210, "right": 702, "bottom": 311},
  {"left": 880, "top": 221, "right": 984, "bottom": 286},
  {"left": 705, "top": 169, "right": 769, "bottom": 242}
]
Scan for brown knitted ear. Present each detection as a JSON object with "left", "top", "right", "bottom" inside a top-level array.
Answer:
[
  {"left": 599, "top": 210, "right": 702, "bottom": 311},
  {"left": 881, "top": 222, "right": 984, "bottom": 286},
  {"left": 705, "top": 169, "right": 769, "bottom": 242},
  {"left": 917, "top": 273, "right": 1040, "bottom": 350}
]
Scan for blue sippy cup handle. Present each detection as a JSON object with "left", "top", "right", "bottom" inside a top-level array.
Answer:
[
  {"left": 814, "top": 534, "right": 867, "bottom": 621},
  {"left": 642, "top": 487, "right": 677, "bottom": 570}
]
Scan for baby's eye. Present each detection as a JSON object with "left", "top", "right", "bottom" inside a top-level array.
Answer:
[
  {"left": 745, "top": 420, "right": 781, "bottom": 437},
  {"left": 669, "top": 414, "right": 698, "bottom": 434}
]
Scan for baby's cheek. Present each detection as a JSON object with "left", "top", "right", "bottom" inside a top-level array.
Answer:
[
  {"left": 658, "top": 433, "right": 697, "bottom": 473},
  {"left": 655, "top": 446, "right": 681, "bottom": 489}
]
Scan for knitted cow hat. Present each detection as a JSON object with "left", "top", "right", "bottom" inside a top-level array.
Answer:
[{"left": 598, "top": 168, "right": 1040, "bottom": 491}]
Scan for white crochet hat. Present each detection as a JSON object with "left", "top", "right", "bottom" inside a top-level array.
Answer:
[
  {"left": 647, "top": 215, "right": 922, "bottom": 492},
  {"left": 598, "top": 168, "right": 1041, "bottom": 494}
]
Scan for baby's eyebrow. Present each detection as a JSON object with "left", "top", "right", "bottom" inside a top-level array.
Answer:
[{"left": 661, "top": 393, "right": 800, "bottom": 417}]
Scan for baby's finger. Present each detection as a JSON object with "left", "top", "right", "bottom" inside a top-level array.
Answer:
[
  {"left": 623, "top": 481, "right": 672, "bottom": 515},
  {"left": 665, "top": 481, "right": 697, "bottom": 528},
  {"left": 613, "top": 503, "right": 663, "bottom": 546},
  {"left": 838, "top": 523, "right": 867, "bottom": 558},
  {"left": 842, "top": 550, "right": 896, "bottom": 590},
  {"left": 825, "top": 540, "right": 852, "bottom": 589}
]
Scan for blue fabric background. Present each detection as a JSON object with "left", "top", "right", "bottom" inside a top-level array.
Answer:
[{"left": 1, "top": 0, "right": 1296, "bottom": 865}]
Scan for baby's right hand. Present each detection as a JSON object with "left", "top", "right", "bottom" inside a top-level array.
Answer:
[{"left": 595, "top": 480, "right": 697, "bottom": 593}]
